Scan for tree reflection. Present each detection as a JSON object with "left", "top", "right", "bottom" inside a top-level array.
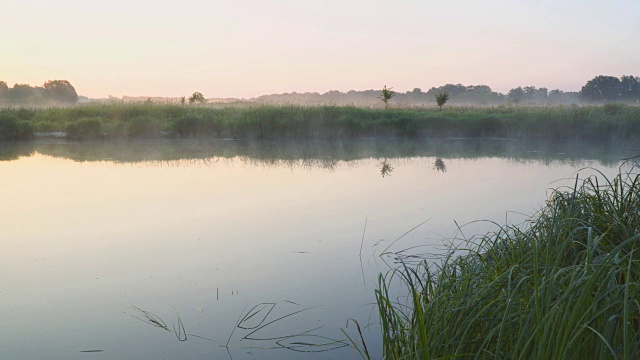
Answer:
[
  {"left": 434, "top": 158, "right": 446, "bottom": 172},
  {"left": 380, "top": 159, "right": 394, "bottom": 177}
]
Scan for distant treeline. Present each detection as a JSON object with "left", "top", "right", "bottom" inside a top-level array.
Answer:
[
  {"left": 2, "top": 75, "right": 639, "bottom": 107},
  {"left": 0, "top": 80, "right": 78, "bottom": 105},
  {"left": 255, "top": 75, "right": 640, "bottom": 106}
]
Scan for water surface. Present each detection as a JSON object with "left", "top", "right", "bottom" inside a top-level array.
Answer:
[{"left": 1, "top": 139, "right": 637, "bottom": 359}]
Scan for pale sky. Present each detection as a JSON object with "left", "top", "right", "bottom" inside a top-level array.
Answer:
[{"left": 1, "top": 0, "right": 638, "bottom": 98}]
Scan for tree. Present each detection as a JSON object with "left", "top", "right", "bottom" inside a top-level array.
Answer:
[
  {"left": 620, "top": 75, "right": 640, "bottom": 101},
  {"left": 405, "top": 88, "right": 425, "bottom": 103},
  {"left": 519, "top": 86, "right": 549, "bottom": 103},
  {"left": 580, "top": 75, "right": 622, "bottom": 102},
  {"left": 180, "top": 96, "right": 186, "bottom": 105},
  {"left": 0, "top": 81, "right": 8, "bottom": 103},
  {"left": 523, "top": 86, "right": 537, "bottom": 100},
  {"left": 548, "top": 89, "right": 563, "bottom": 103},
  {"left": 467, "top": 85, "right": 492, "bottom": 93},
  {"left": 535, "top": 87, "right": 549, "bottom": 103},
  {"left": 427, "top": 84, "right": 466, "bottom": 100},
  {"left": 189, "top": 92, "right": 206, "bottom": 104},
  {"left": 427, "top": 84, "right": 503, "bottom": 105},
  {"left": 7, "top": 84, "right": 42, "bottom": 104},
  {"left": 43, "top": 80, "right": 78, "bottom": 103},
  {"left": 378, "top": 85, "right": 395, "bottom": 109},
  {"left": 507, "top": 87, "right": 525, "bottom": 104},
  {"left": 434, "top": 92, "right": 449, "bottom": 110}
]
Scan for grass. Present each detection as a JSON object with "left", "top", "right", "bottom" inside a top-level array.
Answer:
[
  {"left": 132, "top": 301, "right": 348, "bottom": 353},
  {"left": 367, "top": 165, "right": 640, "bottom": 359},
  {"left": 0, "top": 102, "right": 639, "bottom": 141}
]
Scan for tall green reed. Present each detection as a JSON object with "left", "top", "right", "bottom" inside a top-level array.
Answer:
[{"left": 371, "top": 165, "right": 640, "bottom": 359}]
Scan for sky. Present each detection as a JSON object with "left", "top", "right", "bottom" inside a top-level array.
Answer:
[{"left": 1, "top": 0, "right": 639, "bottom": 99}]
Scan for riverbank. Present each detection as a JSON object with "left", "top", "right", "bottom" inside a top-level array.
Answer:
[
  {"left": 368, "top": 166, "right": 640, "bottom": 359},
  {"left": 1, "top": 103, "right": 639, "bottom": 141}
]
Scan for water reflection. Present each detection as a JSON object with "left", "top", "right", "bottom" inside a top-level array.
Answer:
[
  {"left": 380, "top": 159, "right": 394, "bottom": 177},
  {"left": 0, "top": 138, "right": 637, "bottom": 168},
  {"left": 434, "top": 158, "right": 446, "bottom": 172}
]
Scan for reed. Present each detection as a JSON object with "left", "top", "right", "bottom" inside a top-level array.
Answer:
[
  {"left": 1, "top": 103, "right": 639, "bottom": 141},
  {"left": 371, "top": 165, "right": 640, "bottom": 359},
  {"left": 0, "top": 112, "right": 34, "bottom": 140}
]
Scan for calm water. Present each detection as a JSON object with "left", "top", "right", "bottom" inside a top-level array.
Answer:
[{"left": 1, "top": 139, "right": 637, "bottom": 360}]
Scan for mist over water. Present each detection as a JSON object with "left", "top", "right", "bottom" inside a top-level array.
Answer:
[{"left": 0, "top": 139, "right": 636, "bottom": 359}]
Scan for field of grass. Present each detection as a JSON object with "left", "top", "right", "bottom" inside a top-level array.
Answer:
[
  {"left": 0, "top": 102, "right": 639, "bottom": 141},
  {"left": 363, "top": 165, "right": 640, "bottom": 359}
]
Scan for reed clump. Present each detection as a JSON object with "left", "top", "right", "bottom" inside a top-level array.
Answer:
[
  {"left": 374, "top": 167, "right": 640, "bottom": 359},
  {"left": 0, "top": 113, "right": 34, "bottom": 140}
]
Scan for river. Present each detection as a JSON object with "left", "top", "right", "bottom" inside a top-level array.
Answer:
[{"left": 1, "top": 138, "right": 637, "bottom": 359}]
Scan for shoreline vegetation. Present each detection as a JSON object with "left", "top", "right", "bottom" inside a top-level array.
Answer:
[
  {"left": 365, "top": 166, "right": 640, "bottom": 359},
  {"left": 0, "top": 103, "right": 639, "bottom": 142}
]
